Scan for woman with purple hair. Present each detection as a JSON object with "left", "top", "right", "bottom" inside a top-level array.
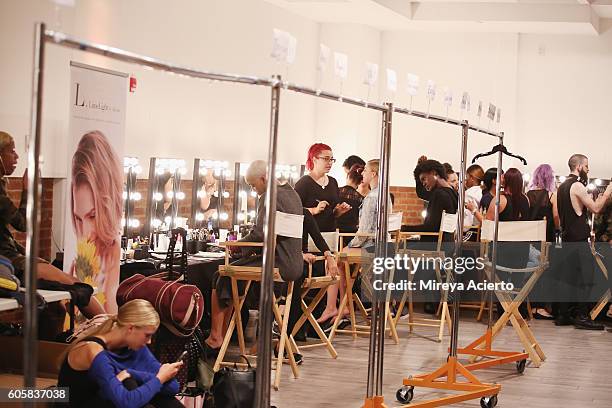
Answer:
[
  {"left": 527, "top": 164, "right": 559, "bottom": 320},
  {"left": 527, "top": 164, "right": 559, "bottom": 243}
]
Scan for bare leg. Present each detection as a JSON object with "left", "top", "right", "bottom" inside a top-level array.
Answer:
[
  {"left": 36, "top": 263, "right": 105, "bottom": 318},
  {"left": 317, "top": 259, "right": 343, "bottom": 323},
  {"left": 206, "top": 290, "right": 229, "bottom": 348}
]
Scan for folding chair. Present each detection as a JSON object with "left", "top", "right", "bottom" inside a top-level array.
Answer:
[
  {"left": 289, "top": 231, "right": 340, "bottom": 358},
  {"left": 329, "top": 213, "right": 403, "bottom": 343},
  {"left": 458, "top": 219, "right": 549, "bottom": 370},
  {"left": 589, "top": 241, "right": 610, "bottom": 321},
  {"left": 213, "top": 211, "right": 303, "bottom": 390},
  {"left": 459, "top": 224, "right": 493, "bottom": 321},
  {"left": 392, "top": 211, "right": 455, "bottom": 343}
]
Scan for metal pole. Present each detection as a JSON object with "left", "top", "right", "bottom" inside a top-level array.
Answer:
[
  {"left": 449, "top": 122, "right": 469, "bottom": 357},
  {"left": 23, "top": 22, "right": 45, "bottom": 392},
  {"left": 375, "top": 103, "right": 393, "bottom": 395},
  {"left": 488, "top": 133, "right": 504, "bottom": 329},
  {"left": 254, "top": 76, "right": 281, "bottom": 408},
  {"left": 365, "top": 108, "right": 386, "bottom": 398}
]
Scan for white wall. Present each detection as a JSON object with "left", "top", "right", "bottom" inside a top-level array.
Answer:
[
  {"left": 515, "top": 22, "right": 612, "bottom": 178},
  {"left": 1, "top": 0, "right": 610, "bottom": 183},
  {"left": 380, "top": 31, "right": 523, "bottom": 185},
  {"left": 0, "top": 0, "right": 320, "bottom": 178},
  {"left": 314, "top": 23, "right": 384, "bottom": 183}
]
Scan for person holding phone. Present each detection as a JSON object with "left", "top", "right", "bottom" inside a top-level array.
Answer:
[{"left": 58, "top": 299, "right": 183, "bottom": 408}]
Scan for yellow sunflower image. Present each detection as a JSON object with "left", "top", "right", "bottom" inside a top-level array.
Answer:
[
  {"left": 84, "top": 275, "right": 106, "bottom": 307},
  {"left": 74, "top": 239, "right": 101, "bottom": 282}
]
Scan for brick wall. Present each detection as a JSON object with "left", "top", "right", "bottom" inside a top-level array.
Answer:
[
  {"left": 390, "top": 186, "right": 425, "bottom": 225},
  {"left": 5, "top": 177, "right": 54, "bottom": 261}
]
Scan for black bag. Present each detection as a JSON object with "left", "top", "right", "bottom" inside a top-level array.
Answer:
[{"left": 211, "top": 355, "right": 255, "bottom": 408}]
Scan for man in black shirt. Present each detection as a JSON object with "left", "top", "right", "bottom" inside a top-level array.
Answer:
[{"left": 556, "top": 154, "right": 611, "bottom": 330}]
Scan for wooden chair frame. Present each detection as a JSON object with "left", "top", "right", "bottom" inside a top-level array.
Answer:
[
  {"left": 213, "top": 241, "right": 298, "bottom": 391},
  {"left": 458, "top": 219, "right": 549, "bottom": 370},
  {"left": 392, "top": 211, "right": 456, "bottom": 343},
  {"left": 328, "top": 221, "right": 401, "bottom": 343},
  {"left": 290, "top": 231, "right": 340, "bottom": 358}
]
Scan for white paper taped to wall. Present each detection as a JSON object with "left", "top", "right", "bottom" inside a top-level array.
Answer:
[
  {"left": 444, "top": 88, "right": 453, "bottom": 107},
  {"left": 407, "top": 73, "right": 419, "bottom": 96},
  {"left": 487, "top": 103, "right": 496, "bottom": 120},
  {"left": 461, "top": 92, "right": 470, "bottom": 111},
  {"left": 319, "top": 44, "right": 331, "bottom": 72},
  {"left": 275, "top": 211, "right": 304, "bottom": 238},
  {"left": 427, "top": 80, "right": 436, "bottom": 101},
  {"left": 286, "top": 34, "right": 297, "bottom": 65},
  {"left": 271, "top": 28, "right": 289, "bottom": 62},
  {"left": 364, "top": 62, "right": 379, "bottom": 86},
  {"left": 334, "top": 52, "right": 348, "bottom": 79},
  {"left": 386, "top": 69, "right": 397, "bottom": 92}
]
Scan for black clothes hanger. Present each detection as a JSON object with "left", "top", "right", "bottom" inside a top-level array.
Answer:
[{"left": 472, "top": 144, "right": 527, "bottom": 165}]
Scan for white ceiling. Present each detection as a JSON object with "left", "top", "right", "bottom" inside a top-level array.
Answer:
[{"left": 264, "top": 0, "right": 612, "bottom": 34}]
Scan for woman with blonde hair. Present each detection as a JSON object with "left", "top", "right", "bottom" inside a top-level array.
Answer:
[
  {"left": 71, "top": 130, "right": 123, "bottom": 312},
  {"left": 58, "top": 299, "right": 183, "bottom": 408}
]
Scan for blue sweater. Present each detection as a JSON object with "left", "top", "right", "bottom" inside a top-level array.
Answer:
[{"left": 87, "top": 345, "right": 180, "bottom": 408}]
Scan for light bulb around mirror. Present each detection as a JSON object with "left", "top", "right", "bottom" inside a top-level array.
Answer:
[
  {"left": 122, "top": 191, "right": 128, "bottom": 200},
  {"left": 220, "top": 212, "right": 229, "bottom": 221},
  {"left": 132, "top": 192, "right": 142, "bottom": 201},
  {"left": 166, "top": 191, "right": 174, "bottom": 199},
  {"left": 153, "top": 192, "right": 163, "bottom": 201},
  {"left": 223, "top": 191, "right": 230, "bottom": 198},
  {"left": 421, "top": 210, "right": 427, "bottom": 218},
  {"left": 176, "top": 192, "right": 186, "bottom": 200},
  {"left": 164, "top": 216, "right": 172, "bottom": 225},
  {"left": 250, "top": 191, "right": 257, "bottom": 198},
  {"left": 595, "top": 178, "right": 602, "bottom": 186},
  {"left": 152, "top": 218, "right": 162, "bottom": 228},
  {"left": 195, "top": 212, "right": 205, "bottom": 221},
  {"left": 237, "top": 213, "right": 245, "bottom": 221}
]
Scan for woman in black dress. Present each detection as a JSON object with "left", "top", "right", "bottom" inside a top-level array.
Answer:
[
  {"left": 295, "top": 143, "right": 351, "bottom": 323},
  {"left": 337, "top": 164, "right": 365, "bottom": 233}
]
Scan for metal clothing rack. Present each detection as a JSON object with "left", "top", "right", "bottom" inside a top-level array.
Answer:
[{"left": 24, "top": 22, "right": 504, "bottom": 408}]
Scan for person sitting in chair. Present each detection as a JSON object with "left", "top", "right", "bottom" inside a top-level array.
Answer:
[{"left": 204, "top": 160, "right": 304, "bottom": 355}]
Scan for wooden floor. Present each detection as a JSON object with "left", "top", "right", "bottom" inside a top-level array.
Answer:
[{"left": 269, "top": 316, "right": 612, "bottom": 407}]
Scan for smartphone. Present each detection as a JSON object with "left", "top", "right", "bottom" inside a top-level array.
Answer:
[{"left": 175, "top": 350, "right": 188, "bottom": 363}]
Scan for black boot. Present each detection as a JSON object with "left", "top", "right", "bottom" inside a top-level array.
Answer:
[
  {"left": 573, "top": 315, "right": 604, "bottom": 330},
  {"left": 554, "top": 315, "right": 573, "bottom": 326}
]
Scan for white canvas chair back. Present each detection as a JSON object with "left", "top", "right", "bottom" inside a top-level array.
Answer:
[
  {"left": 307, "top": 231, "right": 340, "bottom": 253},
  {"left": 440, "top": 212, "right": 458, "bottom": 234},
  {"left": 481, "top": 220, "right": 546, "bottom": 242},
  {"left": 388, "top": 212, "right": 403, "bottom": 232},
  {"left": 275, "top": 211, "right": 304, "bottom": 238}
]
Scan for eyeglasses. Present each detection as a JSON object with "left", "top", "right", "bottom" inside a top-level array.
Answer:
[{"left": 316, "top": 156, "right": 336, "bottom": 163}]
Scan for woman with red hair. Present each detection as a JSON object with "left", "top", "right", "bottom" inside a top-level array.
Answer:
[
  {"left": 295, "top": 143, "right": 351, "bottom": 232},
  {"left": 295, "top": 143, "right": 351, "bottom": 324}
]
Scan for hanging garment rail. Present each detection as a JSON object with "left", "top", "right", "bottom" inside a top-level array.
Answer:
[
  {"left": 25, "top": 24, "right": 508, "bottom": 407},
  {"left": 44, "top": 28, "right": 504, "bottom": 138}
]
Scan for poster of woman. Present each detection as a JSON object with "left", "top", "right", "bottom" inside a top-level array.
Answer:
[{"left": 63, "top": 62, "right": 128, "bottom": 313}]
